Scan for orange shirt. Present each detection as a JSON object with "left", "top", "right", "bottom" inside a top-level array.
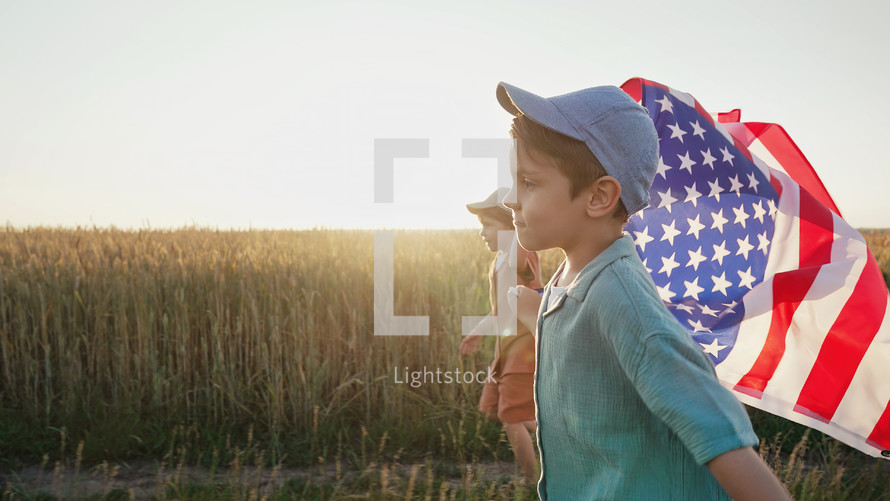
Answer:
[{"left": 489, "top": 248, "right": 543, "bottom": 376}]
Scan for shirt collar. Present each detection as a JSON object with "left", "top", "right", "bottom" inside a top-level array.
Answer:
[{"left": 563, "top": 234, "right": 636, "bottom": 301}]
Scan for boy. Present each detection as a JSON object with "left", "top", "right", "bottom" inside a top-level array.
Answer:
[
  {"left": 497, "top": 82, "right": 790, "bottom": 500},
  {"left": 460, "top": 187, "right": 543, "bottom": 485}
]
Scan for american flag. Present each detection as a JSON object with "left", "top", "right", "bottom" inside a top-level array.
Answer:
[{"left": 620, "top": 78, "right": 890, "bottom": 459}]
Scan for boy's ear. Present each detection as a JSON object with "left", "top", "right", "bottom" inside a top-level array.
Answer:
[{"left": 585, "top": 176, "right": 622, "bottom": 218}]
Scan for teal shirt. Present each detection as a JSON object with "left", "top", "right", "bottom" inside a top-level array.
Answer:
[{"left": 535, "top": 235, "right": 758, "bottom": 500}]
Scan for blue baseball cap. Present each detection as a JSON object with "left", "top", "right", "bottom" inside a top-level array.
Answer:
[{"left": 496, "top": 82, "right": 659, "bottom": 215}]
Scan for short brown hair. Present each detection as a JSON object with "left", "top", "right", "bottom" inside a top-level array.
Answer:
[{"left": 511, "top": 115, "right": 628, "bottom": 221}]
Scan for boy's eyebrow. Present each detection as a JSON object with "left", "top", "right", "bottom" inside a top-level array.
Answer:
[
  {"left": 515, "top": 162, "right": 533, "bottom": 177},
  {"left": 516, "top": 164, "right": 539, "bottom": 178}
]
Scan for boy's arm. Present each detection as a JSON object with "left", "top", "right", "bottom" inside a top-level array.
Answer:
[{"left": 706, "top": 446, "right": 791, "bottom": 501}]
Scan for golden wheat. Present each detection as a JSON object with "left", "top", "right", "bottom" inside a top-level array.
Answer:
[{"left": 2, "top": 227, "right": 887, "bottom": 500}]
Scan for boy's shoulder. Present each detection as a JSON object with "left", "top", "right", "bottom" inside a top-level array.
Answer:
[
  {"left": 566, "top": 235, "right": 654, "bottom": 301},
  {"left": 564, "top": 236, "right": 681, "bottom": 337}
]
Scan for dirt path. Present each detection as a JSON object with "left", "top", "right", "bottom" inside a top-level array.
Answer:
[{"left": 2, "top": 460, "right": 525, "bottom": 499}]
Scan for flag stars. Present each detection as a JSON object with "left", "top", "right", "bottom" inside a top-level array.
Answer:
[
  {"left": 675, "top": 303, "right": 695, "bottom": 314},
  {"left": 747, "top": 172, "right": 760, "bottom": 193},
  {"left": 708, "top": 178, "right": 723, "bottom": 202},
  {"left": 737, "top": 266, "right": 756, "bottom": 289},
  {"left": 683, "top": 277, "right": 705, "bottom": 301},
  {"left": 686, "top": 246, "right": 707, "bottom": 271},
  {"left": 684, "top": 183, "right": 702, "bottom": 207},
  {"left": 633, "top": 226, "right": 655, "bottom": 252},
  {"left": 656, "top": 156, "right": 672, "bottom": 179},
  {"left": 711, "top": 272, "right": 732, "bottom": 296},
  {"left": 659, "top": 252, "right": 681, "bottom": 277},
  {"left": 700, "top": 338, "right": 727, "bottom": 357},
  {"left": 655, "top": 95, "right": 674, "bottom": 114},
  {"left": 690, "top": 120, "right": 706, "bottom": 140},
  {"left": 736, "top": 235, "right": 755, "bottom": 260},
  {"left": 728, "top": 175, "right": 744, "bottom": 196},
  {"left": 657, "top": 188, "right": 678, "bottom": 213},
  {"left": 686, "top": 214, "right": 706, "bottom": 239},
  {"left": 661, "top": 221, "right": 682, "bottom": 246},
  {"left": 677, "top": 151, "right": 697, "bottom": 173},
  {"left": 757, "top": 232, "right": 770, "bottom": 255},
  {"left": 752, "top": 201, "right": 767, "bottom": 223},
  {"left": 635, "top": 83, "right": 789, "bottom": 357},
  {"left": 656, "top": 283, "right": 676, "bottom": 301},
  {"left": 710, "top": 209, "right": 728, "bottom": 233},
  {"left": 700, "top": 148, "right": 717, "bottom": 170},
  {"left": 712, "top": 241, "right": 731, "bottom": 265},
  {"left": 668, "top": 123, "right": 688, "bottom": 143},
  {"left": 720, "top": 146, "right": 735, "bottom": 166},
  {"left": 732, "top": 204, "right": 750, "bottom": 228},
  {"left": 689, "top": 318, "right": 712, "bottom": 333},
  {"left": 634, "top": 83, "right": 793, "bottom": 360},
  {"left": 699, "top": 304, "right": 720, "bottom": 317}
]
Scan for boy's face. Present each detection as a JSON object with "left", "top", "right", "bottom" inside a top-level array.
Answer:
[
  {"left": 504, "top": 139, "right": 590, "bottom": 252},
  {"left": 477, "top": 213, "right": 513, "bottom": 252}
]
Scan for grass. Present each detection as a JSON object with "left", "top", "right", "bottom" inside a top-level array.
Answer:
[{"left": 1, "top": 226, "right": 889, "bottom": 499}]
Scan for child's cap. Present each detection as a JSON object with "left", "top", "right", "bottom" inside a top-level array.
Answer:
[
  {"left": 466, "top": 187, "right": 512, "bottom": 217},
  {"left": 496, "top": 82, "right": 658, "bottom": 215}
]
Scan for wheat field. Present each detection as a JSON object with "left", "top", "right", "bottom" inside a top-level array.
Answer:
[{"left": 1, "top": 227, "right": 888, "bottom": 500}]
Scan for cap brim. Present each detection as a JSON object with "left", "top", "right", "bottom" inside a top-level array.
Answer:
[
  {"left": 466, "top": 205, "right": 511, "bottom": 217},
  {"left": 466, "top": 187, "right": 512, "bottom": 216},
  {"left": 496, "top": 82, "right": 584, "bottom": 141}
]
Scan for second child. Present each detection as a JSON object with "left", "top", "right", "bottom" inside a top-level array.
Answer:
[{"left": 460, "top": 187, "right": 543, "bottom": 485}]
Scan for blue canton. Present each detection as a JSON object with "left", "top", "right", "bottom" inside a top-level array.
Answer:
[{"left": 624, "top": 89, "right": 780, "bottom": 365}]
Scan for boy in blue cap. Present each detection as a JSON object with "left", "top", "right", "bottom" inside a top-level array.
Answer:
[{"left": 499, "top": 82, "right": 790, "bottom": 500}]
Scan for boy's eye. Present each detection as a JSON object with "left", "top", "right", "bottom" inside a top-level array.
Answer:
[{"left": 522, "top": 178, "right": 535, "bottom": 189}]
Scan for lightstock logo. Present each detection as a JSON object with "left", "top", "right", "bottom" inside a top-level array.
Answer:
[{"left": 372, "top": 138, "right": 518, "bottom": 337}]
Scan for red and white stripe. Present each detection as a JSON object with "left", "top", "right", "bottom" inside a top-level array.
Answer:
[
  {"left": 716, "top": 118, "right": 890, "bottom": 458},
  {"left": 622, "top": 77, "right": 890, "bottom": 458}
]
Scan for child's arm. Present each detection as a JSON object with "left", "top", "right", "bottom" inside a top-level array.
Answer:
[
  {"left": 459, "top": 313, "right": 493, "bottom": 355},
  {"left": 459, "top": 333, "right": 484, "bottom": 355},
  {"left": 512, "top": 285, "right": 542, "bottom": 333},
  {"left": 706, "top": 446, "right": 791, "bottom": 500}
]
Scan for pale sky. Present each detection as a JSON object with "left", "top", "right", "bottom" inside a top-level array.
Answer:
[{"left": 2, "top": 0, "right": 888, "bottom": 230}]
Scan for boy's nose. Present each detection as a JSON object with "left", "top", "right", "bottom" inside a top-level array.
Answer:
[{"left": 502, "top": 185, "right": 519, "bottom": 209}]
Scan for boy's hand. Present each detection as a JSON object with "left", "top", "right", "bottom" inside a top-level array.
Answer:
[
  {"left": 513, "top": 285, "right": 543, "bottom": 333},
  {"left": 460, "top": 335, "right": 483, "bottom": 355}
]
